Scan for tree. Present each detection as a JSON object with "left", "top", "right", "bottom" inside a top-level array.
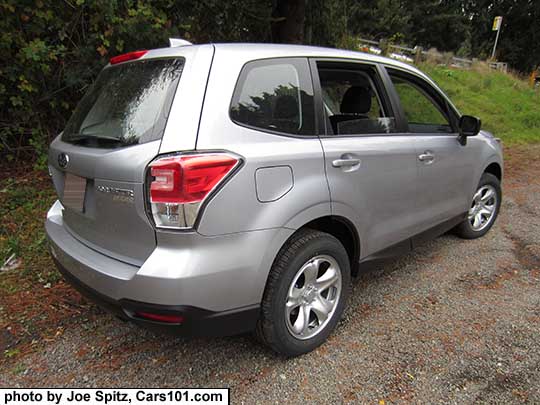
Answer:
[
  {"left": 348, "top": 0, "right": 410, "bottom": 41},
  {"left": 304, "top": 0, "right": 350, "bottom": 46},
  {"left": 271, "top": 0, "right": 307, "bottom": 43},
  {"left": 405, "top": 0, "right": 471, "bottom": 52},
  {"left": 466, "top": 0, "right": 540, "bottom": 72}
]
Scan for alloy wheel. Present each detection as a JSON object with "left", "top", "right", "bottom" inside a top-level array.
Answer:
[
  {"left": 284, "top": 255, "right": 342, "bottom": 340},
  {"left": 468, "top": 184, "right": 497, "bottom": 231}
]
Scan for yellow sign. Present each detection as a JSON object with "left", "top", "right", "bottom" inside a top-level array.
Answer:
[{"left": 492, "top": 16, "right": 503, "bottom": 31}]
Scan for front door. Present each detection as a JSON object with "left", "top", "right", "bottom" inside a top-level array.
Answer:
[{"left": 386, "top": 68, "right": 477, "bottom": 231}]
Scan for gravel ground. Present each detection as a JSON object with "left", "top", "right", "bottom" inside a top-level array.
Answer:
[{"left": 1, "top": 146, "right": 539, "bottom": 403}]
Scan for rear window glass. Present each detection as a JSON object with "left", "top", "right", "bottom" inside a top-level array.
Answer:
[
  {"left": 62, "top": 58, "right": 184, "bottom": 147},
  {"left": 230, "top": 58, "right": 315, "bottom": 136}
]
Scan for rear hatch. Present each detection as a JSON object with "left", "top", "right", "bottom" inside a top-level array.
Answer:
[{"left": 49, "top": 55, "right": 185, "bottom": 265}]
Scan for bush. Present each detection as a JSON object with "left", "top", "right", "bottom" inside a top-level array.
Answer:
[{"left": 0, "top": 0, "right": 272, "bottom": 166}]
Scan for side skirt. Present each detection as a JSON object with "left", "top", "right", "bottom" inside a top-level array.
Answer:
[{"left": 357, "top": 213, "right": 467, "bottom": 269}]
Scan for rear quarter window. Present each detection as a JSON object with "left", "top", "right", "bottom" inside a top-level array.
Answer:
[
  {"left": 62, "top": 58, "right": 184, "bottom": 148},
  {"left": 230, "top": 58, "right": 315, "bottom": 136}
]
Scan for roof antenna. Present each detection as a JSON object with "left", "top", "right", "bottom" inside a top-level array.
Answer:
[{"left": 169, "top": 38, "right": 192, "bottom": 47}]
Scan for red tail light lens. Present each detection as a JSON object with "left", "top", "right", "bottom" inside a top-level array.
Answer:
[
  {"left": 135, "top": 312, "right": 184, "bottom": 324},
  {"left": 148, "top": 153, "right": 239, "bottom": 229},
  {"left": 110, "top": 50, "right": 148, "bottom": 65},
  {"left": 150, "top": 155, "right": 238, "bottom": 204}
]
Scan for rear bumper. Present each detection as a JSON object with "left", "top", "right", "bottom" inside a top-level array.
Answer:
[
  {"left": 53, "top": 256, "right": 259, "bottom": 336},
  {"left": 45, "top": 200, "right": 294, "bottom": 336}
]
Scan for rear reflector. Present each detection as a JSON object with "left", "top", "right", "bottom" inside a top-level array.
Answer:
[
  {"left": 135, "top": 312, "right": 184, "bottom": 324},
  {"left": 110, "top": 50, "right": 148, "bottom": 65},
  {"left": 148, "top": 153, "right": 239, "bottom": 229}
]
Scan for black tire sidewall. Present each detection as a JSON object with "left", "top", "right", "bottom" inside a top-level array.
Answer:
[{"left": 264, "top": 232, "right": 350, "bottom": 356}]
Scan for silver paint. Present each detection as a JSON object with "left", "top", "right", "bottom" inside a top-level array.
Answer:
[{"left": 46, "top": 43, "right": 503, "bottom": 317}]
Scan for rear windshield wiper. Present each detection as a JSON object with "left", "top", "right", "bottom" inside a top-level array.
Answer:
[
  {"left": 68, "top": 134, "right": 121, "bottom": 141},
  {"left": 66, "top": 134, "right": 126, "bottom": 146},
  {"left": 65, "top": 133, "right": 140, "bottom": 148}
]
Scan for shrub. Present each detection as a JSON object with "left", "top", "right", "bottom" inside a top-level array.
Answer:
[{"left": 0, "top": 0, "right": 272, "bottom": 166}]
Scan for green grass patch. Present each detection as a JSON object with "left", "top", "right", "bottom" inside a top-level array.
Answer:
[
  {"left": 4, "top": 348, "right": 20, "bottom": 358},
  {"left": 0, "top": 172, "right": 58, "bottom": 293},
  {"left": 421, "top": 64, "right": 540, "bottom": 144}
]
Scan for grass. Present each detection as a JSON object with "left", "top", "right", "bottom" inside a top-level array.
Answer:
[
  {"left": 421, "top": 64, "right": 540, "bottom": 144},
  {"left": 0, "top": 171, "right": 94, "bottom": 362},
  {"left": 0, "top": 174, "right": 58, "bottom": 291}
]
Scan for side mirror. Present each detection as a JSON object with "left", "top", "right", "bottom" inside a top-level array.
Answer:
[{"left": 458, "top": 115, "right": 481, "bottom": 145}]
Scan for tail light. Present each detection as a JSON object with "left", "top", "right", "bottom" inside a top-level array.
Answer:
[{"left": 148, "top": 153, "right": 239, "bottom": 229}]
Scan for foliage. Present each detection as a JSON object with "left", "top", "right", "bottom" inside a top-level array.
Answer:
[
  {"left": 465, "top": 0, "right": 540, "bottom": 71},
  {"left": 346, "top": 0, "right": 540, "bottom": 72},
  {"left": 423, "top": 64, "right": 540, "bottom": 144},
  {"left": 347, "top": 0, "right": 410, "bottom": 42},
  {"left": 1, "top": 0, "right": 538, "bottom": 165},
  {"left": 0, "top": 0, "right": 271, "bottom": 165},
  {"left": 0, "top": 174, "right": 57, "bottom": 289},
  {"left": 305, "top": 0, "right": 350, "bottom": 47}
]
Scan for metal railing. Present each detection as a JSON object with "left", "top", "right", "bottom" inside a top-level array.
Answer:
[{"left": 357, "top": 37, "right": 482, "bottom": 70}]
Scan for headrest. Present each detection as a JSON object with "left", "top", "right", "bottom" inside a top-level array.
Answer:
[{"left": 340, "top": 86, "right": 372, "bottom": 114}]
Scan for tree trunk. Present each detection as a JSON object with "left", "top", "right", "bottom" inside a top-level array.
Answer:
[{"left": 271, "top": 0, "right": 306, "bottom": 44}]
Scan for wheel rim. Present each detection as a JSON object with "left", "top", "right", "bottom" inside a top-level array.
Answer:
[
  {"left": 468, "top": 184, "right": 497, "bottom": 231},
  {"left": 284, "top": 255, "right": 342, "bottom": 340}
]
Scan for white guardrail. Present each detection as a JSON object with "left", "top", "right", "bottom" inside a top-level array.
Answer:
[{"left": 358, "top": 38, "right": 507, "bottom": 72}]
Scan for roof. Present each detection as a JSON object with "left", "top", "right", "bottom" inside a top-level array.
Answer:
[
  {"left": 213, "top": 42, "right": 413, "bottom": 68},
  {"left": 149, "top": 42, "right": 424, "bottom": 76}
]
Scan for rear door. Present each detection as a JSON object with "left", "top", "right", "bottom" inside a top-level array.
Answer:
[
  {"left": 48, "top": 47, "right": 213, "bottom": 265},
  {"left": 385, "top": 67, "right": 476, "bottom": 231},
  {"left": 312, "top": 60, "right": 420, "bottom": 258}
]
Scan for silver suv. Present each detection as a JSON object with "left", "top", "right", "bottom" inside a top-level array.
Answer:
[{"left": 46, "top": 42, "right": 503, "bottom": 356}]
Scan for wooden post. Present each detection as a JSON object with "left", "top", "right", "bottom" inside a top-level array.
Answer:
[
  {"left": 379, "top": 39, "right": 388, "bottom": 56},
  {"left": 414, "top": 46, "right": 423, "bottom": 64}
]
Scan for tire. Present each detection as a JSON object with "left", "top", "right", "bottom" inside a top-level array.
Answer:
[
  {"left": 256, "top": 229, "right": 351, "bottom": 357},
  {"left": 455, "top": 173, "right": 501, "bottom": 239}
]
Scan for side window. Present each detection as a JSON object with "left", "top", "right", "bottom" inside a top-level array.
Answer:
[
  {"left": 388, "top": 71, "right": 453, "bottom": 133},
  {"left": 230, "top": 58, "right": 315, "bottom": 135},
  {"left": 317, "top": 63, "right": 396, "bottom": 136}
]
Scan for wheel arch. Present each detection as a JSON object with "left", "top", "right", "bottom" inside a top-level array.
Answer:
[
  {"left": 280, "top": 215, "right": 360, "bottom": 276},
  {"left": 484, "top": 161, "right": 502, "bottom": 181},
  {"left": 256, "top": 210, "right": 361, "bottom": 309},
  {"left": 303, "top": 216, "right": 360, "bottom": 275}
]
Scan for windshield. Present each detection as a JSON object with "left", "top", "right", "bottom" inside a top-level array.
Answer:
[{"left": 62, "top": 58, "right": 184, "bottom": 147}]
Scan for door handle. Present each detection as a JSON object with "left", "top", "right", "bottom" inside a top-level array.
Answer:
[
  {"left": 332, "top": 158, "right": 361, "bottom": 168},
  {"left": 418, "top": 151, "right": 435, "bottom": 163}
]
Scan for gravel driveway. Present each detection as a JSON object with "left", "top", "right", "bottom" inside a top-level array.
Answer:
[{"left": 1, "top": 146, "right": 539, "bottom": 403}]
